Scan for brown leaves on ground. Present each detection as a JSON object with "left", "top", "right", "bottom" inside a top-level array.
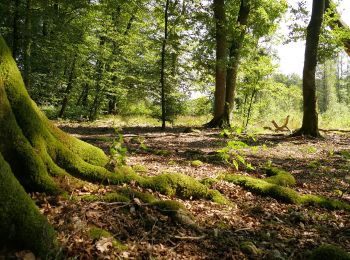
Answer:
[{"left": 7, "top": 123, "right": 350, "bottom": 259}]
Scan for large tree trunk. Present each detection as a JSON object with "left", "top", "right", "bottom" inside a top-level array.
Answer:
[
  {"left": 0, "top": 36, "right": 123, "bottom": 255},
  {"left": 292, "top": 0, "right": 324, "bottom": 137},
  {"left": 205, "top": 0, "right": 227, "bottom": 128},
  {"left": 222, "top": 0, "right": 250, "bottom": 126}
]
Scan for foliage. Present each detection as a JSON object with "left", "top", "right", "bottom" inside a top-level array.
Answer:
[{"left": 109, "top": 128, "right": 128, "bottom": 166}]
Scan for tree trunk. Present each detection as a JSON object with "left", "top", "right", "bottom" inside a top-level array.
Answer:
[
  {"left": 205, "top": 0, "right": 227, "bottom": 128},
  {"left": 292, "top": 0, "right": 324, "bottom": 137},
  {"left": 24, "top": 0, "right": 32, "bottom": 90},
  {"left": 222, "top": 0, "right": 250, "bottom": 126},
  {"left": 160, "top": 0, "right": 170, "bottom": 130},
  {"left": 0, "top": 36, "right": 121, "bottom": 256},
  {"left": 12, "top": 0, "right": 20, "bottom": 59},
  {"left": 58, "top": 54, "right": 77, "bottom": 118}
]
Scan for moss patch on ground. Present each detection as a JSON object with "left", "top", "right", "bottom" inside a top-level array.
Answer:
[
  {"left": 309, "top": 244, "right": 350, "bottom": 260},
  {"left": 80, "top": 188, "right": 195, "bottom": 225},
  {"left": 262, "top": 166, "right": 296, "bottom": 186},
  {"left": 89, "top": 227, "right": 127, "bottom": 251},
  {"left": 141, "top": 173, "right": 229, "bottom": 204},
  {"left": 222, "top": 167, "right": 350, "bottom": 211}
]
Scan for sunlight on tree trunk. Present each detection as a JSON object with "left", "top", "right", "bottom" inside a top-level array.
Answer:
[
  {"left": 0, "top": 36, "right": 118, "bottom": 255},
  {"left": 292, "top": 0, "right": 324, "bottom": 137}
]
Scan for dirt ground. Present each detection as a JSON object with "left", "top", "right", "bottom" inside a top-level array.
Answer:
[{"left": 5, "top": 122, "right": 350, "bottom": 259}]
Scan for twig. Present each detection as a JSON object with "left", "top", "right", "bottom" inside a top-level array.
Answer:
[{"left": 172, "top": 235, "right": 206, "bottom": 240}]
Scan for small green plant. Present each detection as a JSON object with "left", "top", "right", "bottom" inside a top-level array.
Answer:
[
  {"left": 216, "top": 140, "right": 255, "bottom": 171},
  {"left": 110, "top": 128, "right": 128, "bottom": 166}
]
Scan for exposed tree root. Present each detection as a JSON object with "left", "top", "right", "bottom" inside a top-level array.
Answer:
[
  {"left": 0, "top": 37, "right": 227, "bottom": 256},
  {"left": 80, "top": 188, "right": 197, "bottom": 227},
  {"left": 290, "top": 127, "right": 322, "bottom": 138},
  {"left": 221, "top": 167, "right": 350, "bottom": 211}
]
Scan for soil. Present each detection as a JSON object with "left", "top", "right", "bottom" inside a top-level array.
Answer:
[{"left": 6, "top": 122, "right": 350, "bottom": 259}]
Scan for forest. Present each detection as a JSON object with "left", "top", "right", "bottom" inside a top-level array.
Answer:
[{"left": 1, "top": 0, "right": 350, "bottom": 259}]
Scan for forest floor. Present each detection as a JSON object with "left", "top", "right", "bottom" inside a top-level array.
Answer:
[{"left": 18, "top": 121, "right": 350, "bottom": 259}]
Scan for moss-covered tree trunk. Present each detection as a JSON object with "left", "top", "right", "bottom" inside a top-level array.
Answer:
[
  {"left": 0, "top": 36, "right": 121, "bottom": 256},
  {"left": 0, "top": 35, "right": 228, "bottom": 256}
]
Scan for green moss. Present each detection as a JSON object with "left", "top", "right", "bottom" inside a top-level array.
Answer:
[
  {"left": 132, "top": 164, "right": 148, "bottom": 173},
  {"left": 224, "top": 175, "right": 300, "bottom": 203},
  {"left": 141, "top": 173, "right": 228, "bottom": 204},
  {"left": 154, "top": 149, "right": 172, "bottom": 156},
  {"left": 200, "top": 177, "right": 218, "bottom": 187},
  {"left": 152, "top": 200, "right": 196, "bottom": 226},
  {"left": 118, "top": 188, "right": 157, "bottom": 203},
  {"left": 80, "top": 188, "right": 157, "bottom": 204},
  {"left": 152, "top": 200, "right": 187, "bottom": 218},
  {"left": 262, "top": 166, "right": 296, "bottom": 186},
  {"left": 224, "top": 174, "right": 350, "bottom": 210},
  {"left": 0, "top": 153, "right": 57, "bottom": 257},
  {"left": 309, "top": 244, "right": 350, "bottom": 260},
  {"left": 89, "top": 227, "right": 112, "bottom": 240},
  {"left": 301, "top": 195, "right": 350, "bottom": 210},
  {"left": 89, "top": 227, "right": 127, "bottom": 251},
  {"left": 191, "top": 160, "right": 203, "bottom": 167},
  {"left": 240, "top": 241, "right": 261, "bottom": 256}
]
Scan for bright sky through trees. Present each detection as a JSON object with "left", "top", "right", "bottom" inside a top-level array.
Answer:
[{"left": 277, "top": 0, "right": 350, "bottom": 75}]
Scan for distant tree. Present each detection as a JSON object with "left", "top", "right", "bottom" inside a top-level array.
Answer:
[
  {"left": 293, "top": 0, "right": 325, "bottom": 137},
  {"left": 206, "top": 0, "right": 227, "bottom": 128}
]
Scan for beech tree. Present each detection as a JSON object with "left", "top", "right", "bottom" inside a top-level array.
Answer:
[
  {"left": 293, "top": 0, "right": 350, "bottom": 137},
  {"left": 292, "top": 0, "right": 325, "bottom": 137},
  {"left": 0, "top": 35, "right": 118, "bottom": 255},
  {"left": 0, "top": 36, "right": 228, "bottom": 256},
  {"left": 206, "top": 0, "right": 286, "bottom": 128}
]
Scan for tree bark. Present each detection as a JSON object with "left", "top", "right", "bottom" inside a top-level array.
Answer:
[
  {"left": 12, "top": 0, "right": 20, "bottom": 59},
  {"left": 160, "top": 0, "right": 170, "bottom": 130},
  {"left": 205, "top": 0, "right": 227, "bottom": 128},
  {"left": 0, "top": 36, "right": 118, "bottom": 256},
  {"left": 292, "top": 0, "right": 324, "bottom": 137},
  {"left": 58, "top": 54, "right": 77, "bottom": 118},
  {"left": 222, "top": 0, "right": 250, "bottom": 126},
  {"left": 24, "top": 0, "right": 32, "bottom": 90}
]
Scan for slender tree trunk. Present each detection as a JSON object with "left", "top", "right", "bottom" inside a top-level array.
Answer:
[
  {"left": 76, "top": 83, "right": 89, "bottom": 107},
  {"left": 244, "top": 88, "right": 257, "bottom": 128},
  {"left": 205, "top": 0, "right": 227, "bottom": 128},
  {"left": 293, "top": 0, "right": 325, "bottom": 137},
  {"left": 223, "top": 0, "right": 250, "bottom": 126},
  {"left": 12, "top": 0, "right": 20, "bottom": 59},
  {"left": 24, "top": 0, "right": 32, "bottom": 89},
  {"left": 160, "top": 0, "right": 170, "bottom": 130},
  {"left": 58, "top": 54, "right": 77, "bottom": 118}
]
